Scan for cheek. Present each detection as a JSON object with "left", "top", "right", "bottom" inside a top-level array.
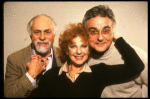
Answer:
[
  {"left": 68, "top": 52, "right": 75, "bottom": 61},
  {"left": 83, "top": 48, "right": 89, "bottom": 54},
  {"left": 47, "top": 35, "right": 55, "bottom": 42},
  {"left": 31, "top": 36, "right": 38, "bottom": 45},
  {"left": 105, "top": 36, "right": 113, "bottom": 45},
  {"left": 89, "top": 35, "right": 94, "bottom": 40},
  {"left": 68, "top": 49, "right": 76, "bottom": 56},
  {"left": 89, "top": 38, "right": 95, "bottom": 47},
  {"left": 82, "top": 48, "right": 89, "bottom": 59},
  {"left": 106, "top": 32, "right": 114, "bottom": 40},
  {"left": 89, "top": 36, "right": 96, "bottom": 43}
]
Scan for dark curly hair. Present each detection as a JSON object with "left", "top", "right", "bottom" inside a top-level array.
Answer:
[
  {"left": 59, "top": 23, "right": 89, "bottom": 62},
  {"left": 82, "top": 5, "right": 116, "bottom": 28}
]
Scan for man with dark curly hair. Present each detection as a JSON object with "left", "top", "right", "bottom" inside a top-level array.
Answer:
[{"left": 82, "top": 5, "right": 148, "bottom": 98}]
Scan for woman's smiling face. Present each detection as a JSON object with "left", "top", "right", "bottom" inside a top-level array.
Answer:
[{"left": 68, "top": 36, "right": 89, "bottom": 67}]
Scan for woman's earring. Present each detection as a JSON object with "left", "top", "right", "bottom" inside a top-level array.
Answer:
[{"left": 66, "top": 52, "right": 69, "bottom": 55}]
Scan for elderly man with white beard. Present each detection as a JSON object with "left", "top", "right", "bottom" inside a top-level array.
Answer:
[{"left": 4, "top": 14, "right": 64, "bottom": 98}]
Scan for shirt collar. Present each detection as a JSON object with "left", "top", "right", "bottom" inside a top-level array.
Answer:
[
  {"left": 58, "top": 62, "right": 92, "bottom": 75},
  {"left": 48, "top": 48, "right": 53, "bottom": 59}
]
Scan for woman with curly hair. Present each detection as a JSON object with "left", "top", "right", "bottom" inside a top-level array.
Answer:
[{"left": 28, "top": 23, "right": 144, "bottom": 98}]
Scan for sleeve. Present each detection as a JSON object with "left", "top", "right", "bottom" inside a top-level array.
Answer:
[
  {"left": 130, "top": 45, "right": 148, "bottom": 86},
  {"left": 4, "top": 55, "right": 34, "bottom": 98},
  {"left": 26, "top": 72, "right": 36, "bottom": 86},
  {"left": 95, "top": 37, "right": 145, "bottom": 86},
  {"left": 27, "top": 71, "right": 53, "bottom": 98},
  {"left": 27, "top": 79, "right": 49, "bottom": 98},
  {"left": 27, "top": 67, "right": 60, "bottom": 98},
  {"left": 130, "top": 45, "right": 148, "bottom": 97}
]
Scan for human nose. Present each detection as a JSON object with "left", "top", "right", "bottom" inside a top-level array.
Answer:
[
  {"left": 98, "top": 32, "right": 104, "bottom": 41},
  {"left": 76, "top": 47, "right": 82, "bottom": 54},
  {"left": 40, "top": 32, "right": 46, "bottom": 40}
]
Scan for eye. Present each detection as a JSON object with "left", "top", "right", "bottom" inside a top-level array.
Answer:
[
  {"left": 89, "top": 29, "right": 98, "bottom": 35},
  {"left": 81, "top": 45, "right": 87, "bottom": 48},
  {"left": 102, "top": 29, "right": 110, "bottom": 34},
  {"left": 45, "top": 31, "right": 51, "bottom": 34},
  {"left": 34, "top": 31, "right": 40, "bottom": 34},
  {"left": 70, "top": 45, "right": 76, "bottom": 48}
]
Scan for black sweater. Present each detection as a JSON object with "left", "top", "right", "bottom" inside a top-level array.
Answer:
[{"left": 28, "top": 37, "right": 144, "bottom": 98}]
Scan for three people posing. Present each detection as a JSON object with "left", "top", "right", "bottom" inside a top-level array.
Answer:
[
  {"left": 4, "top": 5, "right": 147, "bottom": 98},
  {"left": 28, "top": 23, "right": 144, "bottom": 98}
]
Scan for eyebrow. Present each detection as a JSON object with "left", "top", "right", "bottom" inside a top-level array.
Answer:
[
  {"left": 88, "top": 26, "right": 111, "bottom": 31},
  {"left": 44, "top": 29, "right": 51, "bottom": 32},
  {"left": 33, "top": 29, "right": 51, "bottom": 32},
  {"left": 103, "top": 26, "right": 111, "bottom": 29},
  {"left": 88, "top": 27, "right": 97, "bottom": 31},
  {"left": 33, "top": 30, "right": 41, "bottom": 32}
]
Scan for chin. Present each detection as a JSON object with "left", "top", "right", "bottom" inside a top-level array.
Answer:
[
  {"left": 96, "top": 49, "right": 106, "bottom": 53},
  {"left": 38, "top": 50, "right": 48, "bottom": 54},
  {"left": 93, "top": 47, "right": 106, "bottom": 53},
  {"left": 74, "top": 61, "right": 87, "bottom": 67}
]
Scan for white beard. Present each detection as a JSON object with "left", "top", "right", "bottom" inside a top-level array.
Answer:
[{"left": 35, "top": 40, "right": 51, "bottom": 54}]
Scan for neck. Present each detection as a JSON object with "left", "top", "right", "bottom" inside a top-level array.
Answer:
[
  {"left": 90, "top": 48, "right": 107, "bottom": 59},
  {"left": 90, "top": 44, "right": 112, "bottom": 59},
  {"left": 69, "top": 65, "right": 82, "bottom": 72},
  {"left": 68, "top": 63, "right": 84, "bottom": 77}
]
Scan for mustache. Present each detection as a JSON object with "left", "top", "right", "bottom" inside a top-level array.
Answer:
[
  {"left": 35, "top": 40, "right": 50, "bottom": 45},
  {"left": 89, "top": 40, "right": 106, "bottom": 44}
]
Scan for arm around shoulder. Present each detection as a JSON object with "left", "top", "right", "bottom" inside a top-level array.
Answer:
[{"left": 98, "top": 37, "right": 145, "bottom": 85}]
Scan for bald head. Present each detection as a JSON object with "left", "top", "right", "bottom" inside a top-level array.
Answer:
[
  {"left": 29, "top": 14, "right": 56, "bottom": 55},
  {"left": 27, "top": 14, "right": 57, "bottom": 36},
  {"left": 31, "top": 15, "right": 55, "bottom": 35}
]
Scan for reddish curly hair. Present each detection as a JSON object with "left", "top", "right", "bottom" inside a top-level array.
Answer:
[{"left": 59, "top": 23, "right": 89, "bottom": 62}]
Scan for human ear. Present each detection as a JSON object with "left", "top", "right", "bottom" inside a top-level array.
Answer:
[
  {"left": 66, "top": 51, "right": 69, "bottom": 55},
  {"left": 30, "top": 35, "right": 32, "bottom": 39}
]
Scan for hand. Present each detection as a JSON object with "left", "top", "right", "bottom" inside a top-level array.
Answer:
[
  {"left": 113, "top": 32, "right": 121, "bottom": 42},
  {"left": 27, "top": 55, "right": 46, "bottom": 79}
]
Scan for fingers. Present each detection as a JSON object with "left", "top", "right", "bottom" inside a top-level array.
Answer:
[
  {"left": 27, "top": 62, "right": 31, "bottom": 67},
  {"left": 31, "top": 55, "right": 42, "bottom": 63},
  {"left": 31, "top": 55, "right": 47, "bottom": 70},
  {"left": 114, "top": 32, "right": 121, "bottom": 39},
  {"left": 42, "top": 59, "right": 47, "bottom": 70},
  {"left": 27, "top": 55, "right": 48, "bottom": 79},
  {"left": 113, "top": 32, "right": 121, "bottom": 42},
  {"left": 43, "top": 66, "right": 46, "bottom": 70},
  {"left": 31, "top": 55, "right": 41, "bottom": 60},
  {"left": 41, "top": 58, "right": 45, "bottom": 63}
]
